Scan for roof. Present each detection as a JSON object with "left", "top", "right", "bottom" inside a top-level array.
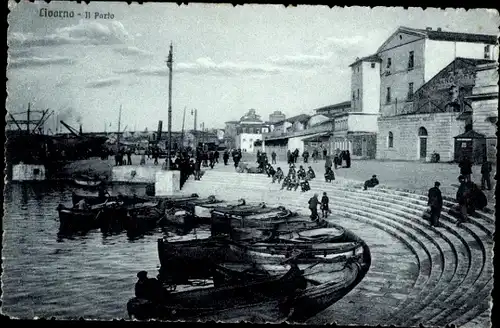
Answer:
[
  {"left": 225, "top": 120, "right": 239, "bottom": 124},
  {"left": 274, "top": 114, "right": 312, "bottom": 125},
  {"left": 301, "top": 132, "right": 331, "bottom": 142},
  {"left": 349, "top": 54, "right": 382, "bottom": 67},
  {"left": 315, "top": 101, "right": 351, "bottom": 113},
  {"left": 377, "top": 26, "right": 498, "bottom": 53},
  {"left": 454, "top": 130, "right": 486, "bottom": 139},
  {"left": 413, "top": 57, "right": 496, "bottom": 95}
]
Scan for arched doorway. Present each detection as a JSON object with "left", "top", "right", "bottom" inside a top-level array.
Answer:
[{"left": 418, "top": 127, "right": 428, "bottom": 160}]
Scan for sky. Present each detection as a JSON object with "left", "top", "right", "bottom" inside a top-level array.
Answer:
[{"left": 6, "top": 1, "right": 499, "bottom": 133}]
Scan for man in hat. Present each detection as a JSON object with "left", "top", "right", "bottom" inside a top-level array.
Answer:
[
  {"left": 135, "top": 271, "right": 165, "bottom": 302},
  {"left": 428, "top": 181, "right": 443, "bottom": 227},
  {"left": 308, "top": 193, "right": 320, "bottom": 221},
  {"left": 363, "top": 175, "right": 379, "bottom": 190}
]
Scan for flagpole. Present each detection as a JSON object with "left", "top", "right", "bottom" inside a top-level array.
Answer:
[{"left": 166, "top": 43, "right": 173, "bottom": 170}]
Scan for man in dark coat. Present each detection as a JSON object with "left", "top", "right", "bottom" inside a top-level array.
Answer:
[
  {"left": 308, "top": 193, "right": 319, "bottom": 221},
  {"left": 480, "top": 157, "right": 492, "bottom": 190},
  {"left": 364, "top": 175, "right": 379, "bottom": 190},
  {"left": 271, "top": 151, "right": 277, "bottom": 164},
  {"left": 135, "top": 271, "right": 165, "bottom": 302},
  {"left": 321, "top": 192, "right": 330, "bottom": 218},
  {"left": 345, "top": 150, "right": 351, "bottom": 168},
  {"left": 427, "top": 181, "right": 443, "bottom": 227},
  {"left": 325, "top": 167, "right": 335, "bottom": 182},
  {"left": 459, "top": 156, "right": 473, "bottom": 183},
  {"left": 223, "top": 150, "right": 229, "bottom": 165}
]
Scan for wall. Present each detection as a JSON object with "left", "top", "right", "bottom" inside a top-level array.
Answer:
[
  {"left": 12, "top": 164, "right": 46, "bottom": 181},
  {"left": 379, "top": 38, "right": 426, "bottom": 117},
  {"left": 376, "top": 112, "right": 464, "bottom": 161},
  {"left": 424, "top": 40, "right": 497, "bottom": 81},
  {"left": 112, "top": 165, "right": 162, "bottom": 183},
  {"left": 288, "top": 135, "right": 305, "bottom": 154},
  {"left": 238, "top": 133, "right": 262, "bottom": 153},
  {"left": 348, "top": 114, "right": 379, "bottom": 132},
  {"left": 351, "top": 62, "right": 363, "bottom": 111},
  {"left": 362, "top": 61, "right": 381, "bottom": 113}
]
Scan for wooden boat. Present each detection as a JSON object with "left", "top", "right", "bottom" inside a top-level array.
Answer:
[
  {"left": 167, "top": 195, "right": 224, "bottom": 214},
  {"left": 73, "top": 174, "right": 103, "bottom": 188},
  {"left": 124, "top": 201, "right": 167, "bottom": 234},
  {"left": 72, "top": 192, "right": 200, "bottom": 207},
  {"left": 56, "top": 202, "right": 128, "bottom": 232},
  {"left": 127, "top": 264, "right": 308, "bottom": 321}
]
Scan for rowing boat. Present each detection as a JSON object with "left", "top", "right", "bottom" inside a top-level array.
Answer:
[{"left": 127, "top": 264, "right": 308, "bottom": 322}]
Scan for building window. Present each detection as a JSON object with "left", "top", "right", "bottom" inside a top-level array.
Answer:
[
  {"left": 357, "top": 89, "right": 360, "bottom": 100},
  {"left": 388, "top": 132, "right": 394, "bottom": 148},
  {"left": 484, "top": 45, "right": 491, "bottom": 59},
  {"left": 407, "top": 82, "right": 414, "bottom": 100},
  {"left": 371, "top": 62, "right": 376, "bottom": 68},
  {"left": 243, "top": 138, "right": 246, "bottom": 142},
  {"left": 352, "top": 91, "right": 356, "bottom": 101},
  {"left": 408, "top": 51, "right": 414, "bottom": 70},
  {"left": 357, "top": 66, "right": 360, "bottom": 72},
  {"left": 386, "top": 87, "right": 391, "bottom": 104},
  {"left": 386, "top": 58, "right": 392, "bottom": 69}
]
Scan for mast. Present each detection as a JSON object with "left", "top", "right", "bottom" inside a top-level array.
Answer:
[
  {"left": 181, "top": 106, "right": 186, "bottom": 150},
  {"left": 27, "top": 102, "right": 30, "bottom": 133},
  {"left": 166, "top": 43, "right": 173, "bottom": 170},
  {"left": 117, "top": 105, "right": 122, "bottom": 153}
]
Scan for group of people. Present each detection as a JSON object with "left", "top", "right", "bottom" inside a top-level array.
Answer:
[
  {"left": 308, "top": 192, "right": 330, "bottom": 220},
  {"left": 427, "top": 175, "right": 489, "bottom": 229},
  {"left": 114, "top": 148, "right": 134, "bottom": 166}
]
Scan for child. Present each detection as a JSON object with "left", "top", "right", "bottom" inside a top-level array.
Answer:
[{"left": 321, "top": 192, "right": 329, "bottom": 218}]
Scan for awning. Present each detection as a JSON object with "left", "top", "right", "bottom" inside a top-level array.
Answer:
[{"left": 301, "top": 132, "right": 331, "bottom": 142}]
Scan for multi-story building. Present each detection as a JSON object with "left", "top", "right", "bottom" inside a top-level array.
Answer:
[
  {"left": 329, "top": 55, "right": 382, "bottom": 158},
  {"left": 461, "top": 62, "right": 499, "bottom": 163},
  {"left": 377, "top": 26, "right": 498, "bottom": 117},
  {"left": 229, "top": 109, "right": 271, "bottom": 153},
  {"left": 372, "top": 26, "right": 498, "bottom": 161},
  {"left": 268, "top": 110, "right": 286, "bottom": 123},
  {"left": 377, "top": 57, "right": 496, "bottom": 162}
]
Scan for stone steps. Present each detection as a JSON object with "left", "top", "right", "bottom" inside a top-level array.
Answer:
[{"left": 179, "top": 170, "right": 493, "bottom": 327}]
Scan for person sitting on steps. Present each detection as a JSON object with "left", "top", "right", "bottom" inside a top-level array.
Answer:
[
  {"left": 281, "top": 175, "right": 291, "bottom": 190},
  {"left": 324, "top": 167, "right": 335, "bottom": 182},
  {"left": 363, "top": 175, "right": 379, "bottom": 190},
  {"left": 300, "top": 179, "right": 311, "bottom": 192},
  {"left": 273, "top": 167, "right": 284, "bottom": 184},
  {"left": 306, "top": 166, "right": 316, "bottom": 180}
]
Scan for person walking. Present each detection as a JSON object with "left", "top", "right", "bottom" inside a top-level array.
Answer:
[
  {"left": 480, "top": 157, "right": 492, "bottom": 190},
  {"left": 321, "top": 192, "right": 330, "bottom": 218},
  {"left": 427, "top": 181, "right": 443, "bottom": 227},
  {"left": 308, "top": 193, "right": 320, "bottom": 221}
]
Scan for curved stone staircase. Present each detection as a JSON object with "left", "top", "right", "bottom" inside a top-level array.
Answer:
[{"left": 179, "top": 169, "right": 494, "bottom": 327}]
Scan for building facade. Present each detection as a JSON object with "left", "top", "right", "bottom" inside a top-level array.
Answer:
[
  {"left": 226, "top": 109, "right": 271, "bottom": 153},
  {"left": 466, "top": 62, "right": 499, "bottom": 162},
  {"left": 373, "top": 26, "right": 498, "bottom": 161},
  {"left": 377, "top": 26, "right": 498, "bottom": 118},
  {"left": 268, "top": 110, "right": 286, "bottom": 123},
  {"left": 377, "top": 58, "right": 495, "bottom": 161}
]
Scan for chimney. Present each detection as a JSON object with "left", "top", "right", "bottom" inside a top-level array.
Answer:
[
  {"left": 437, "top": 27, "right": 442, "bottom": 32},
  {"left": 426, "top": 27, "right": 432, "bottom": 31}
]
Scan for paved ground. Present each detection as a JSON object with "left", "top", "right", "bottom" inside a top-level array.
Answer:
[{"left": 234, "top": 152, "right": 496, "bottom": 200}]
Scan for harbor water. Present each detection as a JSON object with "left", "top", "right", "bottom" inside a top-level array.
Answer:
[{"left": 2, "top": 182, "right": 196, "bottom": 320}]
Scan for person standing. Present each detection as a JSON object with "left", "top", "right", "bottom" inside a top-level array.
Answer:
[
  {"left": 427, "top": 181, "right": 443, "bottom": 227},
  {"left": 321, "top": 192, "right": 330, "bottom": 218},
  {"left": 127, "top": 148, "right": 132, "bottom": 165},
  {"left": 223, "top": 150, "right": 229, "bottom": 165},
  {"left": 322, "top": 148, "right": 327, "bottom": 160},
  {"left": 308, "top": 193, "right": 319, "bottom": 221},
  {"left": 345, "top": 150, "right": 351, "bottom": 168},
  {"left": 271, "top": 151, "right": 277, "bottom": 164},
  {"left": 214, "top": 150, "right": 219, "bottom": 163},
  {"left": 325, "top": 155, "right": 332, "bottom": 172},
  {"left": 480, "top": 157, "right": 492, "bottom": 190},
  {"left": 459, "top": 156, "right": 473, "bottom": 183}
]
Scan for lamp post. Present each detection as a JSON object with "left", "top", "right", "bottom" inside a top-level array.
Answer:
[{"left": 166, "top": 43, "right": 173, "bottom": 170}]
